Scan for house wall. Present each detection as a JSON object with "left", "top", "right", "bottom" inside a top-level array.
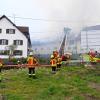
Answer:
[
  {"left": 0, "top": 18, "right": 28, "bottom": 58},
  {"left": 81, "top": 30, "right": 100, "bottom": 53}
]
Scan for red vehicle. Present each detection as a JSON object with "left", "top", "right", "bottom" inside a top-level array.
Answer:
[{"left": 61, "top": 52, "right": 72, "bottom": 61}]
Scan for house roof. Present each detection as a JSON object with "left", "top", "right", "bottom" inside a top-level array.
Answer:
[
  {"left": 82, "top": 25, "right": 100, "bottom": 31},
  {"left": 0, "top": 15, "right": 31, "bottom": 47},
  {"left": 17, "top": 26, "right": 31, "bottom": 46}
]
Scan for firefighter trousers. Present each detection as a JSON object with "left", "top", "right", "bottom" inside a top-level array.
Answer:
[{"left": 28, "top": 68, "right": 35, "bottom": 76}]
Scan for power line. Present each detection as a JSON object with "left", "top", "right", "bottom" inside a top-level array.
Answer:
[
  {"left": 7, "top": 15, "right": 100, "bottom": 23},
  {"left": 1, "top": 14, "right": 100, "bottom": 24},
  {"left": 30, "top": 31, "right": 59, "bottom": 33},
  {"left": 0, "top": 14, "right": 83, "bottom": 23}
]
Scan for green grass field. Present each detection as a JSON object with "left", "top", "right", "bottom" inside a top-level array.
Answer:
[{"left": 0, "top": 66, "right": 100, "bottom": 100}]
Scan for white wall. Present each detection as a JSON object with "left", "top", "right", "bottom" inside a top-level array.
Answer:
[
  {"left": 81, "top": 30, "right": 100, "bottom": 53},
  {"left": 0, "top": 18, "right": 28, "bottom": 58}
]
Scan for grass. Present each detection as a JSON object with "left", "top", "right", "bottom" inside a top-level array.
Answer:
[{"left": 0, "top": 66, "right": 100, "bottom": 100}]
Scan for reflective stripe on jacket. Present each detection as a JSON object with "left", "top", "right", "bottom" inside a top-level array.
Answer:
[
  {"left": 89, "top": 55, "right": 95, "bottom": 62},
  {"left": 27, "top": 57, "right": 38, "bottom": 68},
  {"left": 50, "top": 59, "right": 56, "bottom": 67},
  {"left": 0, "top": 63, "right": 2, "bottom": 68}
]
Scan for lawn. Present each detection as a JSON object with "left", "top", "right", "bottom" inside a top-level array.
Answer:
[{"left": 0, "top": 66, "right": 100, "bottom": 100}]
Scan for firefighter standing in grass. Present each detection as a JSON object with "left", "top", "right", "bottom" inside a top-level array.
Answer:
[
  {"left": 50, "top": 50, "right": 59, "bottom": 73},
  {"left": 27, "top": 54, "right": 38, "bottom": 78},
  {"left": 0, "top": 58, "right": 3, "bottom": 82},
  {"left": 50, "top": 55, "right": 57, "bottom": 74},
  {"left": 53, "top": 50, "right": 62, "bottom": 70}
]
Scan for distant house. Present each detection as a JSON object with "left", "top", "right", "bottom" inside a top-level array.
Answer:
[
  {"left": 0, "top": 15, "right": 31, "bottom": 58},
  {"left": 81, "top": 25, "right": 100, "bottom": 53}
]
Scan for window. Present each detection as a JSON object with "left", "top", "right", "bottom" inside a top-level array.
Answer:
[
  {"left": 13, "top": 50, "right": 23, "bottom": 56},
  {"left": 6, "top": 29, "right": 15, "bottom": 34},
  {"left": 13, "top": 40, "right": 23, "bottom": 45},
  {"left": 0, "top": 29, "right": 2, "bottom": 33},
  {"left": 0, "top": 50, "right": 9, "bottom": 55},
  {"left": 0, "top": 39, "right": 8, "bottom": 45}
]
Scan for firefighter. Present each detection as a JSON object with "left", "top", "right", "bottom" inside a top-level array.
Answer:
[
  {"left": 50, "top": 55, "right": 57, "bottom": 74},
  {"left": 89, "top": 50, "right": 96, "bottom": 65},
  {"left": 27, "top": 54, "right": 38, "bottom": 78},
  {"left": 0, "top": 58, "right": 3, "bottom": 82},
  {"left": 57, "top": 57, "right": 62, "bottom": 70}
]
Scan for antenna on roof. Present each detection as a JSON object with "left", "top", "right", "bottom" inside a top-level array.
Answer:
[{"left": 13, "top": 14, "right": 16, "bottom": 24}]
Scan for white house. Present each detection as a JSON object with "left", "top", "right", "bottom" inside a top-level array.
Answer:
[
  {"left": 0, "top": 15, "right": 31, "bottom": 58},
  {"left": 81, "top": 25, "right": 100, "bottom": 53}
]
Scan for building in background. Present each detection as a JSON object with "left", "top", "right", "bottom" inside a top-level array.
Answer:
[
  {"left": 0, "top": 15, "right": 31, "bottom": 58},
  {"left": 75, "top": 33, "right": 81, "bottom": 54},
  {"left": 81, "top": 25, "right": 100, "bottom": 53}
]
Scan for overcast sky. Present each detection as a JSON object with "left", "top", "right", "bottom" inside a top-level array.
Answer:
[{"left": 0, "top": 0, "right": 100, "bottom": 41}]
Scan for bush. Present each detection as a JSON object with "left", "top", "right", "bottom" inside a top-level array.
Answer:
[
  {"left": 38, "top": 57, "right": 50, "bottom": 64},
  {"left": 11, "top": 58, "right": 18, "bottom": 65},
  {"left": 2, "top": 57, "right": 27, "bottom": 65},
  {"left": 20, "top": 57, "right": 27, "bottom": 64}
]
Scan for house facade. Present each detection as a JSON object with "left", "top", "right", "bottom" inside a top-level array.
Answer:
[{"left": 0, "top": 15, "right": 31, "bottom": 58}]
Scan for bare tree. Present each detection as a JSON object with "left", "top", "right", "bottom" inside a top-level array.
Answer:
[{"left": 5, "top": 44, "right": 17, "bottom": 60}]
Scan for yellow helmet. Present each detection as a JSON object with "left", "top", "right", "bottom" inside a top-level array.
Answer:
[{"left": 51, "top": 55, "right": 54, "bottom": 58}]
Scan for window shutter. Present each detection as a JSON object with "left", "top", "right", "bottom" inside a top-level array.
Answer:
[
  {"left": 14, "top": 40, "right": 16, "bottom": 45},
  {"left": 0, "top": 40, "right": 2, "bottom": 45},
  {"left": 0, "top": 29, "right": 2, "bottom": 33},
  {"left": 13, "top": 29, "right": 15, "bottom": 33},
  {"left": 6, "top": 40, "right": 8, "bottom": 45},
  {"left": 21, "top": 40, "right": 23, "bottom": 45},
  {"left": 6, "top": 29, "right": 9, "bottom": 33}
]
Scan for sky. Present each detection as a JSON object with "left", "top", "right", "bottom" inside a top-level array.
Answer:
[{"left": 0, "top": 0, "right": 100, "bottom": 42}]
